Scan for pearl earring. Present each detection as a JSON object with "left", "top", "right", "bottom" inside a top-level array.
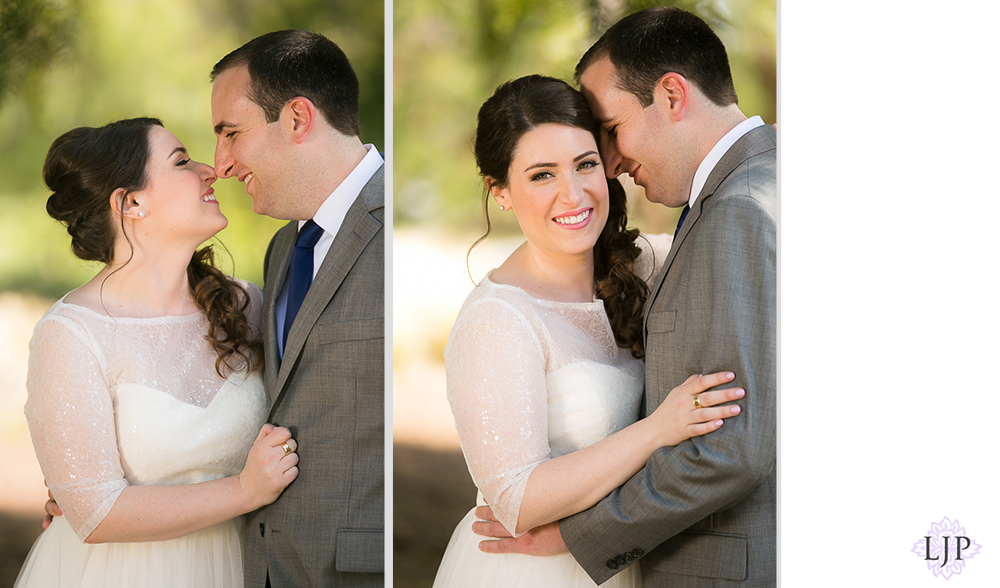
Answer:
[
  {"left": 137, "top": 211, "right": 144, "bottom": 217},
  {"left": 499, "top": 205, "right": 505, "bottom": 211}
]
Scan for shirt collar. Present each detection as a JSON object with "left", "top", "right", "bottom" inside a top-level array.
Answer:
[
  {"left": 688, "top": 116, "right": 764, "bottom": 208},
  {"left": 302, "top": 144, "right": 383, "bottom": 235}
]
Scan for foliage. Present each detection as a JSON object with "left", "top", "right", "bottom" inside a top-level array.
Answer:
[
  {"left": 0, "top": 0, "right": 383, "bottom": 298},
  {"left": 394, "top": 0, "right": 776, "bottom": 236}
]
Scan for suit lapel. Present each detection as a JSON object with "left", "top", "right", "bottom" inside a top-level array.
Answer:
[
  {"left": 262, "top": 222, "right": 297, "bottom": 402},
  {"left": 643, "top": 125, "right": 777, "bottom": 337},
  {"left": 269, "top": 166, "right": 384, "bottom": 417}
]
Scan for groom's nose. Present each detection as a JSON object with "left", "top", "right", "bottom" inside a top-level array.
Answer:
[
  {"left": 600, "top": 137, "right": 624, "bottom": 179},
  {"left": 214, "top": 140, "right": 236, "bottom": 178}
]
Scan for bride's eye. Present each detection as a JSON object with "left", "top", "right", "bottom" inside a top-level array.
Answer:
[
  {"left": 176, "top": 158, "right": 191, "bottom": 167},
  {"left": 577, "top": 159, "right": 599, "bottom": 171},
  {"left": 530, "top": 171, "right": 554, "bottom": 181}
]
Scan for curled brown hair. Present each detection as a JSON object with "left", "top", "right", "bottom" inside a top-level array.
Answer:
[
  {"left": 43, "top": 117, "right": 263, "bottom": 375},
  {"left": 472, "top": 75, "right": 649, "bottom": 357}
]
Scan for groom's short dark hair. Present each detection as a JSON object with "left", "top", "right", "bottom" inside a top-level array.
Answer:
[
  {"left": 211, "top": 30, "right": 361, "bottom": 137},
  {"left": 576, "top": 7, "right": 738, "bottom": 108}
]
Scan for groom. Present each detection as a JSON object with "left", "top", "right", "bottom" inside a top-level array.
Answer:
[
  {"left": 477, "top": 8, "right": 775, "bottom": 586},
  {"left": 211, "top": 31, "right": 384, "bottom": 587}
]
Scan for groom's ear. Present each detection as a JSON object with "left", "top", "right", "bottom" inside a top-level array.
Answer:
[
  {"left": 285, "top": 97, "right": 316, "bottom": 144},
  {"left": 654, "top": 72, "right": 689, "bottom": 121}
]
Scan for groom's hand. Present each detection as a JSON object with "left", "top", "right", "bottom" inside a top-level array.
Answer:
[{"left": 472, "top": 506, "right": 569, "bottom": 556}]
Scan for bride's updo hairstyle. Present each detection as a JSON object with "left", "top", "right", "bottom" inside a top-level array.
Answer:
[
  {"left": 473, "top": 75, "right": 648, "bottom": 358},
  {"left": 43, "top": 117, "right": 263, "bottom": 375}
]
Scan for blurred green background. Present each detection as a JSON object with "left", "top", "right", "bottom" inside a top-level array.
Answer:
[
  {"left": 394, "top": 0, "right": 775, "bottom": 236},
  {"left": 0, "top": 0, "right": 383, "bottom": 583},
  {"left": 392, "top": 1, "right": 775, "bottom": 587},
  {"left": 0, "top": 0, "right": 384, "bottom": 298}
]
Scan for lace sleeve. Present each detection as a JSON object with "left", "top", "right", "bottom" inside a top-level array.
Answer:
[
  {"left": 24, "top": 315, "right": 128, "bottom": 542},
  {"left": 444, "top": 296, "right": 550, "bottom": 536}
]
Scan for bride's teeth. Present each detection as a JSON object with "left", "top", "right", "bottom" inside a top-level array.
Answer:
[
  {"left": 202, "top": 194, "right": 217, "bottom": 202},
  {"left": 555, "top": 209, "right": 591, "bottom": 225}
]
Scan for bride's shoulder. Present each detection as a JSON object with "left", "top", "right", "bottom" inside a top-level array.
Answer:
[
  {"left": 228, "top": 277, "right": 263, "bottom": 303},
  {"left": 451, "top": 274, "right": 540, "bottom": 332},
  {"left": 225, "top": 277, "right": 263, "bottom": 326},
  {"left": 634, "top": 232, "right": 673, "bottom": 285}
]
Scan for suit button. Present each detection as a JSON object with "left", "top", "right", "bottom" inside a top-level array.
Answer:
[
  {"left": 606, "top": 559, "right": 619, "bottom": 570},
  {"left": 615, "top": 555, "right": 627, "bottom": 566},
  {"left": 259, "top": 523, "right": 265, "bottom": 537},
  {"left": 632, "top": 548, "right": 644, "bottom": 558}
]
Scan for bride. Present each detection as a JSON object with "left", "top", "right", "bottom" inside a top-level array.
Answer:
[
  {"left": 432, "top": 76, "right": 745, "bottom": 587},
  {"left": 14, "top": 117, "right": 298, "bottom": 587}
]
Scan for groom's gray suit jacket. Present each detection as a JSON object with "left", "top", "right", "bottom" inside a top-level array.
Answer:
[
  {"left": 242, "top": 166, "right": 385, "bottom": 588},
  {"left": 561, "top": 126, "right": 776, "bottom": 587}
]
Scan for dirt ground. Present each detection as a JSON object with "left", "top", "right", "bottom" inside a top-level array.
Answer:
[{"left": 393, "top": 443, "right": 476, "bottom": 588}]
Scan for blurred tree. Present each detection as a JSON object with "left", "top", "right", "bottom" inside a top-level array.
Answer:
[
  {"left": 0, "top": 0, "right": 76, "bottom": 114},
  {"left": 0, "top": 0, "right": 383, "bottom": 299}
]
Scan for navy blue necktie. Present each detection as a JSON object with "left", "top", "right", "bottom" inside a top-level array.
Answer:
[
  {"left": 674, "top": 204, "right": 690, "bottom": 236},
  {"left": 282, "top": 220, "right": 324, "bottom": 352}
]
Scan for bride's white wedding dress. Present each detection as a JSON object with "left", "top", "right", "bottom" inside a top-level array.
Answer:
[
  {"left": 14, "top": 282, "right": 266, "bottom": 588},
  {"left": 433, "top": 235, "right": 669, "bottom": 588}
]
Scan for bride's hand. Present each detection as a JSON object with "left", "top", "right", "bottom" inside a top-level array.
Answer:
[
  {"left": 42, "top": 484, "right": 62, "bottom": 530},
  {"left": 239, "top": 424, "right": 299, "bottom": 508},
  {"left": 649, "top": 372, "right": 745, "bottom": 447}
]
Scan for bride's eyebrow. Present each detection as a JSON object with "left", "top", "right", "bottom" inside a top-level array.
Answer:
[
  {"left": 523, "top": 161, "right": 556, "bottom": 172},
  {"left": 523, "top": 150, "right": 599, "bottom": 173},
  {"left": 168, "top": 147, "right": 188, "bottom": 160}
]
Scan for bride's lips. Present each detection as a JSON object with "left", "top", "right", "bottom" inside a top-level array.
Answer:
[{"left": 552, "top": 207, "right": 593, "bottom": 229}]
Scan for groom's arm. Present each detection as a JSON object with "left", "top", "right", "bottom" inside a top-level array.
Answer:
[{"left": 562, "top": 187, "right": 776, "bottom": 583}]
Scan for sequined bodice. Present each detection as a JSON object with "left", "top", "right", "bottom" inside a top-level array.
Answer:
[{"left": 24, "top": 282, "right": 266, "bottom": 541}]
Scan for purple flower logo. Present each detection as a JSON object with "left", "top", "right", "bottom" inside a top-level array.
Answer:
[{"left": 911, "top": 517, "right": 981, "bottom": 579}]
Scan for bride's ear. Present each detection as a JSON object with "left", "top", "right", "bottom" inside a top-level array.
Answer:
[
  {"left": 110, "top": 188, "right": 143, "bottom": 219},
  {"left": 487, "top": 179, "right": 511, "bottom": 212}
]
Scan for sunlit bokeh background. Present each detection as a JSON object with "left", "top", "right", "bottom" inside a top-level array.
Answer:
[
  {"left": 0, "top": 0, "right": 383, "bottom": 582},
  {"left": 392, "top": 1, "right": 775, "bottom": 586}
]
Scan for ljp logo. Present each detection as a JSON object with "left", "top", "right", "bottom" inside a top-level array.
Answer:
[{"left": 911, "top": 517, "right": 981, "bottom": 579}]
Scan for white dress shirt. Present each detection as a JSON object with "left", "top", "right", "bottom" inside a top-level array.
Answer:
[{"left": 276, "top": 144, "right": 383, "bottom": 356}]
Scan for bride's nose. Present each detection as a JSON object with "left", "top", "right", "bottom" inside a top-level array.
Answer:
[
  {"left": 559, "top": 176, "right": 585, "bottom": 207},
  {"left": 199, "top": 163, "right": 218, "bottom": 185}
]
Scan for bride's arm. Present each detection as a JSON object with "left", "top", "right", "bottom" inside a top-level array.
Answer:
[
  {"left": 86, "top": 423, "right": 295, "bottom": 543},
  {"left": 26, "top": 317, "right": 296, "bottom": 544},
  {"left": 446, "top": 297, "right": 742, "bottom": 537},
  {"left": 513, "top": 372, "right": 740, "bottom": 534}
]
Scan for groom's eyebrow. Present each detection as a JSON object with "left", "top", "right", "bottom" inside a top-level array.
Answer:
[{"left": 213, "top": 121, "right": 235, "bottom": 135}]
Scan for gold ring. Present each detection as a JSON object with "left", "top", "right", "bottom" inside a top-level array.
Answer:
[
  {"left": 281, "top": 442, "right": 292, "bottom": 456},
  {"left": 693, "top": 395, "right": 702, "bottom": 409}
]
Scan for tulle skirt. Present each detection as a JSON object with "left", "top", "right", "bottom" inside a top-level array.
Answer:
[
  {"left": 432, "top": 507, "right": 639, "bottom": 588},
  {"left": 13, "top": 515, "right": 244, "bottom": 587}
]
